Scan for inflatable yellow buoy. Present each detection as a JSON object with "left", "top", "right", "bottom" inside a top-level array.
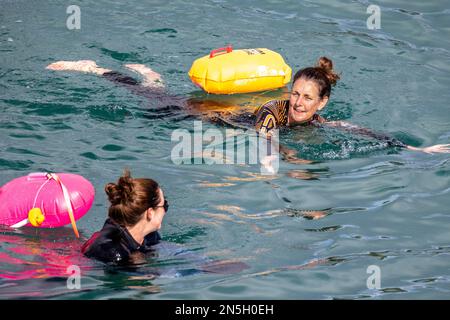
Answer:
[{"left": 188, "top": 45, "right": 292, "bottom": 94}]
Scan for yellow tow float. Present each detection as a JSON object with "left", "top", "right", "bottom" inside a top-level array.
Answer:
[{"left": 188, "top": 45, "right": 292, "bottom": 94}]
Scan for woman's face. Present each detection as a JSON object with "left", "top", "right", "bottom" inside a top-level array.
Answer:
[{"left": 288, "top": 78, "right": 328, "bottom": 124}]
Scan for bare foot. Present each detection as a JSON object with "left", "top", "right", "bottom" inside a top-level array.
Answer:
[
  {"left": 124, "top": 64, "right": 164, "bottom": 88},
  {"left": 46, "top": 60, "right": 110, "bottom": 75}
]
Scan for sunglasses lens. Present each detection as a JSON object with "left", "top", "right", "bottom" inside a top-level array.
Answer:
[{"left": 164, "top": 200, "right": 169, "bottom": 212}]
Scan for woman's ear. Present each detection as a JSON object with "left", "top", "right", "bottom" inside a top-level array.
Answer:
[
  {"left": 318, "top": 96, "right": 329, "bottom": 111},
  {"left": 146, "top": 208, "right": 154, "bottom": 222}
]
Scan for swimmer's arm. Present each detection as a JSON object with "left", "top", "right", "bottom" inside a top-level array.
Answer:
[
  {"left": 404, "top": 144, "right": 450, "bottom": 154},
  {"left": 255, "top": 107, "right": 312, "bottom": 167},
  {"left": 325, "top": 120, "right": 450, "bottom": 154},
  {"left": 258, "top": 130, "right": 312, "bottom": 175}
]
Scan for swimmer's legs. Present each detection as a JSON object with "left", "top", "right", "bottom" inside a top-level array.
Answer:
[
  {"left": 47, "top": 60, "right": 167, "bottom": 98},
  {"left": 46, "top": 61, "right": 163, "bottom": 87},
  {"left": 46, "top": 60, "right": 111, "bottom": 75},
  {"left": 124, "top": 64, "right": 165, "bottom": 89}
]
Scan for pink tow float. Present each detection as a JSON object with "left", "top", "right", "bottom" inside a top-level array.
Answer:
[{"left": 0, "top": 172, "right": 95, "bottom": 237}]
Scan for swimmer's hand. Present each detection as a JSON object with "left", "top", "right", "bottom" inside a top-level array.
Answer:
[
  {"left": 260, "top": 155, "right": 278, "bottom": 175},
  {"left": 406, "top": 144, "right": 450, "bottom": 154},
  {"left": 46, "top": 60, "right": 110, "bottom": 75}
]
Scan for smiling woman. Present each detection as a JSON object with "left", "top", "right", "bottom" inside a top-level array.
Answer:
[
  {"left": 255, "top": 57, "right": 338, "bottom": 134},
  {"left": 288, "top": 57, "right": 339, "bottom": 124},
  {"left": 255, "top": 56, "right": 450, "bottom": 155}
]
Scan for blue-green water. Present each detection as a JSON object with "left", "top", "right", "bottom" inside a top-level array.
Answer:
[{"left": 1, "top": 0, "right": 450, "bottom": 299}]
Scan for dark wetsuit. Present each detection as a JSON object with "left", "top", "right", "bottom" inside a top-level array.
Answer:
[
  {"left": 81, "top": 218, "right": 161, "bottom": 265},
  {"left": 101, "top": 71, "right": 186, "bottom": 108},
  {"left": 103, "top": 71, "right": 140, "bottom": 86},
  {"left": 101, "top": 73, "right": 407, "bottom": 149},
  {"left": 102, "top": 70, "right": 256, "bottom": 126}
]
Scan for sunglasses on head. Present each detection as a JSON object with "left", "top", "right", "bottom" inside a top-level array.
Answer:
[{"left": 155, "top": 199, "right": 169, "bottom": 212}]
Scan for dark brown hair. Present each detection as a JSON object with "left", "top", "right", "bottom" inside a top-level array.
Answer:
[
  {"left": 105, "top": 169, "right": 161, "bottom": 227},
  {"left": 293, "top": 57, "right": 341, "bottom": 99}
]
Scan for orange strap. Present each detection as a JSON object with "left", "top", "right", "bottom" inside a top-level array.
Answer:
[{"left": 47, "top": 173, "right": 80, "bottom": 238}]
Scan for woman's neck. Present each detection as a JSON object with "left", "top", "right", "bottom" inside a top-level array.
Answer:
[{"left": 126, "top": 222, "right": 146, "bottom": 245}]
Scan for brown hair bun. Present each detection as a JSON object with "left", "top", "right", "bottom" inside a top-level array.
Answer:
[
  {"left": 105, "top": 169, "right": 161, "bottom": 227},
  {"left": 315, "top": 56, "right": 340, "bottom": 86},
  {"left": 105, "top": 169, "right": 135, "bottom": 205}
]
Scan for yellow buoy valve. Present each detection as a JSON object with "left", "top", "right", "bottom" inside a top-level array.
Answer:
[{"left": 28, "top": 208, "right": 45, "bottom": 227}]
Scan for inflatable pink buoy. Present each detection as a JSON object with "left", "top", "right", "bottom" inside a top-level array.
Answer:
[{"left": 0, "top": 172, "right": 95, "bottom": 237}]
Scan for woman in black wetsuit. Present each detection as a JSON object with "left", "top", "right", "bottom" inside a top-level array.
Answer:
[
  {"left": 46, "top": 58, "right": 450, "bottom": 165},
  {"left": 82, "top": 169, "right": 168, "bottom": 265},
  {"left": 45, "top": 60, "right": 241, "bottom": 115}
]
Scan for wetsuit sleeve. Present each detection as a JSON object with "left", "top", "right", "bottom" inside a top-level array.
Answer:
[
  {"left": 255, "top": 102, "right": 278, "bottom": 135},
  {"left": 325, "top": 121, "right": 407, "bottom": 148}
]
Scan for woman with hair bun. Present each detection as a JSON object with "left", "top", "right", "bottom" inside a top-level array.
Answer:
[
  {"left": 46, "top": 57, "right": 449, "bottom": 158},
  {"left": 82, "top": 169, "right": 168, "bottom": 264},
  {"left": 256, "top": 56, "right": 339, "bottom": 133},
  {"left": 256, "top": 56, "right": 449, "bottom": 163}
]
